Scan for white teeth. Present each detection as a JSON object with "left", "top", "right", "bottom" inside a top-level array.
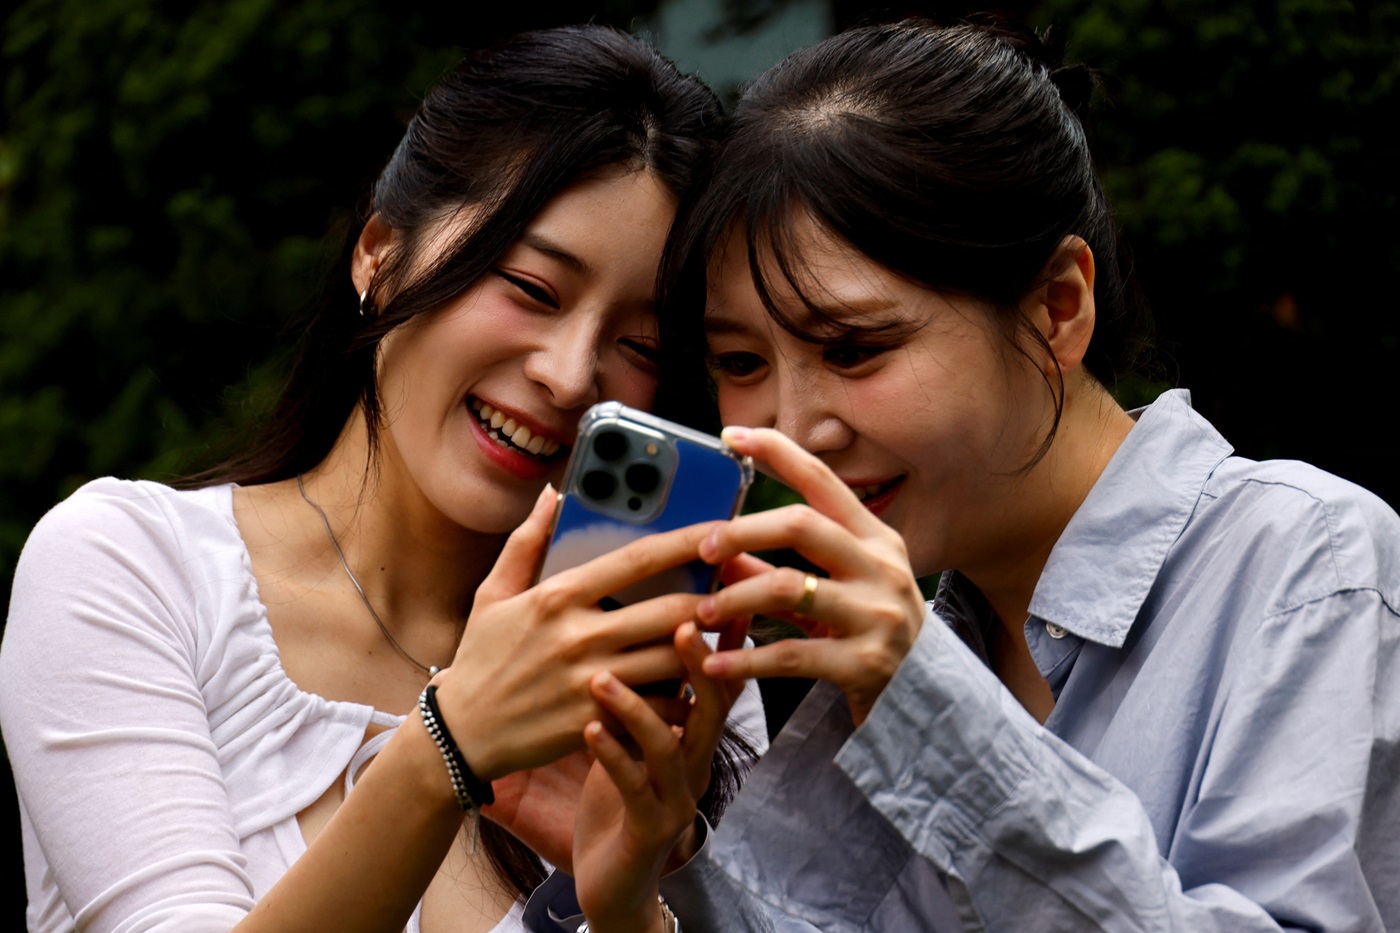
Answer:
[
  {"left": 469, "top": 399, "right": 562, "bottom": 460},
  {"left": 852, "top": 482, "right": 889, "bottom": 501}
]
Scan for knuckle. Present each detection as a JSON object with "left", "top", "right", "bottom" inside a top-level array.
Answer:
[
  {"left": 867, "top": 601, "right": 906, "bottom": 635},
  {"left": 534, "top": 582, "right": 576, "bottom": 619},
  {"left": 853, "top": 641, "right": 899, "bottom": 684},
  {"left": 783, "top": 504, "right": 821, "bottom": 536},
  {"left": 769, "top": 641, "right": 808, "bottom": 676}
]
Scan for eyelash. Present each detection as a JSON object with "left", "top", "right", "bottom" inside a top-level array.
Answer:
[
  {"left": 620, "top": 337, "right": 660, "bottom": 364},
  {"left": 711, "top": 352, "right": 766, "bottom": 378},
  {"left": 494, "top": 270, "right": 559, "bottom": 309},
  {"left": 822, "top": 343, "right": 890, "bottom": 369}
]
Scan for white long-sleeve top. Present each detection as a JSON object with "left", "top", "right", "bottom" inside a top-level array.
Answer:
[{"left": 0, "top": 478, "right": 766, "bottom": 933}]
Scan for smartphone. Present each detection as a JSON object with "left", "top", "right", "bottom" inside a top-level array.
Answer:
[{"left": 537, "top": 402, "right": 753, "bottom": 608}]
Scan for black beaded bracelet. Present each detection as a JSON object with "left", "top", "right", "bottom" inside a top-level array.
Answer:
[{"left": 418, "top": 684, "right": 494, "bottom": 810}]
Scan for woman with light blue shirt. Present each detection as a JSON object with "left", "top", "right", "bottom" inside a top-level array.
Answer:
[{"left": 544, "top": 17, "right": 1400, "bottom": 933}]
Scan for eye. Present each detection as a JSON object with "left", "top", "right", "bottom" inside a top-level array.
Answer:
[
  {"left": 822, "top": 343, "right": 888, "bottom": 370},
  {"left": 711, "top": 352, "right": 767, "bottom": 380},
  {"left": 494, "top": 270, "right": 560, "bottom": 310},
  {"left": 619, "top": 336, "right": 661, "bottom": 371}
]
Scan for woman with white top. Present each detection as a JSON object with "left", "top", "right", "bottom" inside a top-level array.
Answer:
[{"left": 0, "top": 25, "right": 763, "bottom": 933}]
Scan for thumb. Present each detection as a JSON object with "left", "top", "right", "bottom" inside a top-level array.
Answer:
[{"left": 477, "top": 483, "right": 558, "bottom": 602}]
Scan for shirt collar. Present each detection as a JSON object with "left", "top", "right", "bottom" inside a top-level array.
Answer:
[{"left": 1025, "top": 388, "right": 1233, "bottom": 648}]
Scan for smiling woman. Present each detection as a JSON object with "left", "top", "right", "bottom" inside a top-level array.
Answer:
[
  {"left": 560, "top": 17, "right": 1400, "bottom": 933},
  {"left": 0, "top": 24, "right": 765, "bottom": 933},
  {"left": 363, "top": 168, "right": 677, "bottom": 531}
]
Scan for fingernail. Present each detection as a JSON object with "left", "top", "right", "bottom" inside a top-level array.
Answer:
[
  {"left": 697, "top": 596, "right": 715, "bottom": 621},
  {"left": 593, "top": 670, "right": 616, "bottom": 693},
  {"left": 702, "top": 654, "right": 727, "bottom": 676},
  {"left": 679, "top": 622, "right": 705, "bottom": 650},
  {"left": 699, "top": 529, "right": 719, "bottom": 562},
  {"left": 720, "top": 426, "right": 749, "bottom": 445}
]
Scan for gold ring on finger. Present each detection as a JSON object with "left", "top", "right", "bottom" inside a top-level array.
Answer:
[{"left": 795, "top": 573, "right": 820, "bottom": 616}]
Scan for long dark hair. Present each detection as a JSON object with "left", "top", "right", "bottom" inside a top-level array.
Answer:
[
  {"left": 209, "top": 25, "right": 723, "bottom": 487},
  {"left": 197, "top": 25, "right": 734, "bottom": 900},
  {"left": 658, "top": 17, "right": 1154, "bottom": 457}
]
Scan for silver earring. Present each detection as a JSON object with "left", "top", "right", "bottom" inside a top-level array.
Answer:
[{"left": 358, "top": 289, "right": 372, "bottom": 316}]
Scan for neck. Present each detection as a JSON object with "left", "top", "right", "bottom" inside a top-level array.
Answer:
[
  {"left": 298, "top": 413, "right": 510, "bottom": 646},
  {"left": 962, "top": 378, "right": 1135, "bottom": 648}
]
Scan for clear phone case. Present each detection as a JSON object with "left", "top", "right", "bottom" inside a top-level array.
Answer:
[{"left": 537, "top": 402, "right": 753, "bottom": 607}]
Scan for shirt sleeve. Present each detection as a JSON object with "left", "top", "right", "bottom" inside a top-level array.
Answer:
[
  {"left": 835, "top": 594, "right": 1395, "bottom": 932},
  {"left": 659, "top": 819, "right": 819, "bottom": 933},
  {"left": 0, "top": 485, "right": 256, "bottom": 933}
]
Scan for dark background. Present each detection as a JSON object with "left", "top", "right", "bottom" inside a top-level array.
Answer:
[{"left": 3, "top": 0, "right": 1397, "bottom": 923}]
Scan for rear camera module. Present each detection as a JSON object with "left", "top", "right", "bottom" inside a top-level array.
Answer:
[
  {"left": 592, "top": 429, "right": 628, "bottom": 462},
  {"left": 581, "top": 469, "right": 617, "bottom": 502},
  {"left": 625, "top": 463, "right": 661, "bottom": 495}
]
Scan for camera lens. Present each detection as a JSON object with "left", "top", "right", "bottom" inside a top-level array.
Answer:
[
  {"left": 592, "top": 430, "right": 628, "bottom": 462},
  {"left": 581, "top": 469, "right": 616, "bottom": 501},
  {"left": 625, "top": 463, "right": 661, "bottom": 495}
]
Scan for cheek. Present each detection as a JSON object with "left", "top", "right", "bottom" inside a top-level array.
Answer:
[
  {"left": 715, "top": 381, "right": 768, "bottom": 428},
  {"left": 603, "top": 363, "right": 658, "bottom": 411}
]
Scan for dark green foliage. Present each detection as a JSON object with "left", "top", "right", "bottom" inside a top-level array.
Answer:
[
  {"left": 3, "top": 0, "right": 1399, "bottom": 924},
  {"left": 1, "top": 10, "right": 658, "bottom": 916},
  {"left": 0, "top": 0, "right": 661, "bottom": 613},
  {"left": 1035, "top": 0, "right": 1400, "bottom": 500}
]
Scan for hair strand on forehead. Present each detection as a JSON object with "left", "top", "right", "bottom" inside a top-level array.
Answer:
[{"left": 659, "top": 16, "right": 1155, "bottom": 464}]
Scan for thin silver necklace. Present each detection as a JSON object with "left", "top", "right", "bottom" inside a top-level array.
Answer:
[{"left": 297, "top": 473, "right": 443, "bottom": 678}]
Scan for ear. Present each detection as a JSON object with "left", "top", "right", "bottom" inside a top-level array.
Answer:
[
  {"left": 351, "top": 214, "right": 393, "bottom": 296},
  {"left": 1026, "top": 236, "right": 1096, "bottom": 375}
]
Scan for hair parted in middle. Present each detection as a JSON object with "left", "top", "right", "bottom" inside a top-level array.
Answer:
[{"left": 657, "top": 17, "right": 1154, "bottom": 453}]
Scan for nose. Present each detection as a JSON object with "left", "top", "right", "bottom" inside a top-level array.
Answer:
[
  {"left": 524, "top": 318, "right": 602, "bottom": 411},
  {"left": 771, "top": 366, "right": 854, "bottom": 456}
]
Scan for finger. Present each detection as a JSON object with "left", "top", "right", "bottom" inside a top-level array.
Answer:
[
  {"left": 476, "top": 484, "right": 559, "bottom": 601},
  {"left": 716, "top": 616, "right": 750, "bottom": 654},
  {"left": 584, "top": 719, "right": 650, "bottom": 798},
  {"left": 674, "top": 624, "right": 734, "bottom": 772},
  {"left": 699, "top": 504, "right": 873, "bottom": 580},
  {"left": 721, "top": 426, "right": 880, "bottom": 532},
  {"left": 586, "top": 591, "right": 705, "bottom": 652},
  {"left": 698, "top": 567, "right": 859, "bottom": 635},
  {"left": 550, "top": 521, "right": 722, "bottom": 606},
  {"left": 599, "top": 643, "right": 687, "bottom": 689},
  {"left": 718, "top": 552, "right": 775, "bottom": 587},
  {"left": 591, "top": 672, "right": 689, "bottom": 795},
  {"left": 701, "top": 636, "right": 856, "bottom": 685}
]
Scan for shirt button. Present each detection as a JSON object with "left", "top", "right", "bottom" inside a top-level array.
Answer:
[{"left": 1045, "top": 622, "right": 1068, "bottom": 639}]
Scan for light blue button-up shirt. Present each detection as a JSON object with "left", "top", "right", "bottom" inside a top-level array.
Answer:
[{"left": 641, "top": 389, "right": 1399, "bottom": 931}]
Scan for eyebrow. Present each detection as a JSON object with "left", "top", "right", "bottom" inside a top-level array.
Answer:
[
  {"left": 519, "top": 232, "right": 592, "bottom": 276},
  {"left": 706, "top": 294, "right": 908, "bottom": 336}
]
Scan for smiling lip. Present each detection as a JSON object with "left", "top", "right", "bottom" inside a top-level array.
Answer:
[
  {"left": 845, "top": 476, "right": 905, "bottom": 516},
  {"left": 467, "top": 397, "right": 571, "bottom": 481}
]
